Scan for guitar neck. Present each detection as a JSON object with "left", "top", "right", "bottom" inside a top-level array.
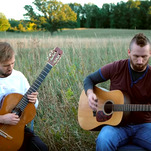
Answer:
[
  {"left": 11, "top": 47, "right": 62, "bottom": 116},
  {"left": 27, "top": 63, "right": 52, "bottom": 93},
  {"left": 16, "top": 63, "right": 52, "bottom": 111},
  {"left": 113, "top": 104, "right": 151, "bottom": 111}
]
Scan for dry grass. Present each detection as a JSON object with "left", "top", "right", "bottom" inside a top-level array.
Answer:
[{"left": 1, "top": 29, "right": 151, "bottom": 150}]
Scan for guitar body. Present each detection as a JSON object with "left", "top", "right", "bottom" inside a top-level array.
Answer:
[
  {"left": 0, "top": 93, "right": 36, "bottom": 151},
  {"left": 78, "top": 86, "right": 130, "bottom": 131}
]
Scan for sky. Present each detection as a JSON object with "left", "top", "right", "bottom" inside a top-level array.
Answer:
[{"left": 0, "top": 0, "right": 128, "bottom": 20}]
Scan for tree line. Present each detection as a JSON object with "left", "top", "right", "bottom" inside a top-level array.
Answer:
[
  {"left": 0, "top": 0, "right": 151, "bottom": 34},
  {"left": 70, "top": 0, "right": 151, "bottom": 29}
]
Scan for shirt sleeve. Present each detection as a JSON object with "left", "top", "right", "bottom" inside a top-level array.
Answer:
[
  {"left": 83, "top": 60, "right": 124, "bottom": 94},
  {"left": 100, "top": 60, "right": 123, "bottom": 81},
  {"left": 83, "top": 69, "right": 106, "bottom": 94}
]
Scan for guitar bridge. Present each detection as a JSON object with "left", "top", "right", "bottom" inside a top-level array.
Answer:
[{"left": 0, "top": 129, "right": 13, "bottom": 140}]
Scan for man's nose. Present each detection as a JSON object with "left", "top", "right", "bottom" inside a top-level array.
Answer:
[
  {"left": 137, "top": 57, "right": 143, "bottom": 64},
  {"left": 8, "top": 64, "right": 14, "bottom": 70}
]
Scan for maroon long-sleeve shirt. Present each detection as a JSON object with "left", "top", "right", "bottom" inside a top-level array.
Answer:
[{"left": 84, "top": 59, "right": 151, "bottom": 124}]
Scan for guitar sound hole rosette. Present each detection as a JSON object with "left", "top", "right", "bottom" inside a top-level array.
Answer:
[
  {"left": 103, "top": 100, "right": 114, "bottom": 115},
  {"left": 96, "top": 100, "right": 114, "bottom": 122}
]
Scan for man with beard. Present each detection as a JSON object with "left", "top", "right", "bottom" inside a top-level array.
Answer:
[
  {"left": 84, "top": 33, "right": 151, "bottom": 150},
  {"left": 0, "top": 42, "right": 48, "bottom": 151}
]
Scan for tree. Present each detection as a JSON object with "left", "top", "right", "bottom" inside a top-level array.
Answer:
[
  {"left": 68, "top": 3, "right": 83, "bottom": 28},
  {"left": 82, "top": 3, "right": 100, "bottom": 28},
  {"left": 127, "top": 0, "right": 141, "bottom": 29},
  {"left": 148, "top": 5, "right": 151, "bottom": 29},
  {"left": 9, "top": 19, "right": 20, "bottom": 28},
  {"left": 26, "top": 22, "right": 37, "bottom": 31},
  {"left": 137, "top": 1, "right": 151, "bottom": 29},
  {"left": 0, "top": 13, "right": 10, "bottom": 31},
  {"left": 18, "top": 23, "right": 26, "bottom": 32},
  {"left": 99, "top": 3, "right": 111, "bottom": 28},
  {"left": 110, "top": 2, "right": 130, "bottom": 29},
  {"left": 24, "top": 0, "right": 77, "bottom": 34}
]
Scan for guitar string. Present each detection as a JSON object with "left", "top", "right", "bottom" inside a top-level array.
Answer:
[
  {"left": 97, "top": 104, "right": 151, "bottom": 111},
  {"left": 16, "top": 66, "right": 50, "bottom": 110},
  {"left": 18, "top": 51, "right": 62, "bottom": 109},
  {"left": 17, "top": 63, "right": 52, "bottom": 110}
]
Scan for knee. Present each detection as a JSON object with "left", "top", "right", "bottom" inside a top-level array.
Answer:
[
  {"left": 96, "top": 126, "right": 117, "bottom": 151},
  {"left": 96, "top": 133, "right": 112, "bottom": 150}
]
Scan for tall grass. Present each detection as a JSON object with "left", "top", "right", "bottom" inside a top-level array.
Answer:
[{"left": 1, "top": 29, "right": 151, "bottom": 150}]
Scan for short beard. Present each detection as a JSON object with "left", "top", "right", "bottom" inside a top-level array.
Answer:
[
  {"left": 130, "top": 59, "right": 148, "bottom": 72},
  {"left": 0, "top": 71, "right": 12, "bottom": 78}
]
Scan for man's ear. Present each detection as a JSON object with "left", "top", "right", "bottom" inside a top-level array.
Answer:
[{"left": 128, "top": 49, "right": 131, "bottom": 57}]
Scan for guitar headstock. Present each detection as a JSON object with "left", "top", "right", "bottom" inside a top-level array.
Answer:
[{"left": 48, "top": 47, "right": 63, "bottom": 66}]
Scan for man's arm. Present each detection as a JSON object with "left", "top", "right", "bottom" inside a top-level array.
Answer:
[
  {"left": 84, "top": 69, "right": 105, "bottom": 94},
  {"left": 83, "top": 69, "right": 105, "bottom": 111}
]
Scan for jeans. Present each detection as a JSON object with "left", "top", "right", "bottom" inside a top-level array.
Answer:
[{"left": 96, "top": 123, "right": 151, "bottom": 151}]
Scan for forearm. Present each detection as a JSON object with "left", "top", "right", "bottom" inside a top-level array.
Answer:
[
  {"left": 86, "top": 89, "right": 94, "bottom": 96},
  {"left": 84, "top": 69, "right": 105, "bottom": 94}
]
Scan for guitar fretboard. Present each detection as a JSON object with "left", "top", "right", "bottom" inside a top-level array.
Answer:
[
  {"left": 112, "top": 104, "right": 151, "bottom": 111},
  {"left": 16, "top": 63, "right": 52, "bottom": 111}
]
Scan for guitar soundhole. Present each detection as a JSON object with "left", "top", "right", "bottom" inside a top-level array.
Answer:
[
  {"left": 104, "top": 101, "right": 113, "bottom": 114},
  {"left": 96, "top": 100, "right": 113, "bottom": 122},
  {"left": 11, "top": 107, "right": 22, "bottom": 117}
]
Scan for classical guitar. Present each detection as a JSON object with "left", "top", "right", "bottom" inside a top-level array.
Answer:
[
  {"left": 0, "top": 47, "right": 63, "bottom": 151},
  {"left": 78, "top": 86, "right": 151, "bottom": 131}
]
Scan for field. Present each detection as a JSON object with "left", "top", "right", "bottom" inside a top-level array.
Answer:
[{"left": 1, "top": 29, "right": 151, "bottom": 150}]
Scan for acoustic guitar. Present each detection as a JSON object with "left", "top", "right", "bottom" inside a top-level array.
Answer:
[
  {"left": 78, "top": 86, "right": 151, "bottom": 131},
  {"left": 0, "top": 47, "right": 63, "bottom": 151}
]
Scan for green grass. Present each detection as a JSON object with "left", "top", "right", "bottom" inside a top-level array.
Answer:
[
  {"left": 1, "top": 28, "right": 151, "bottom": 38},
  {"left": 1, "top": 28, "right": 151, "bottom": 150}
]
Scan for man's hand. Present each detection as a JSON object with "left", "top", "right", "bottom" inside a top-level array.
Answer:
[
  {"left": 87, "top": 89, "right": 98, "bottom": 111},
  {"left": 27, "top": 92, "right": 38, "bottom": 104},
  {"left": 1, "top": 113, "right": 20, "bottom": 125}
]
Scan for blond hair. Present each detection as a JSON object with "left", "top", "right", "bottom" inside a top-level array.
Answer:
[{"left": 0, "top": 42, "right": 15, "bottom": 63}]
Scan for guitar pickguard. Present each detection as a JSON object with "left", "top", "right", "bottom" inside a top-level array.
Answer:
[{"left": 96, "top": 111, "right": 112, "bottom": 122}]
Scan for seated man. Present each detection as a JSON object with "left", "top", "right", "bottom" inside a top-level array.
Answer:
[
  {"left": 0, "top": 42, "right": 48, "bottom": 151},
  {"left": 84, "top": 33, "right": 151, "bottom": 150}
]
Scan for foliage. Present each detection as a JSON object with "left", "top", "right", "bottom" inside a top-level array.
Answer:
[
  {"left": 2, "top": 0, "right": 151, "bottom": 33},
  {"left": 67, "top": 0, "right": 151, "bottom": 30},
  {"left": 24, "top": 0, "right": 77, "bottom": 34},
  {"left": 82, "top": 4, "right": 100, "bottom": 28},
  {"left": 8, "top": 19, "right": 40, "bottom": 32},
  {"left": 9, "top": 19, "right": 20, "bottom": 28},
  {"left": 18, "top": 23, "right": 26, "bottom": 32},
  {"left": 98, "top": 0, "right": 151, "bottom": 29},
  {"left": 68, "top": 3, "right": 83, "bottom": 28},
  {"left": 0, "top": 13, "right": 10, "bottom": 31},
  {"left": 26, "top": 22, "right": 37, "bottom": 31}
]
